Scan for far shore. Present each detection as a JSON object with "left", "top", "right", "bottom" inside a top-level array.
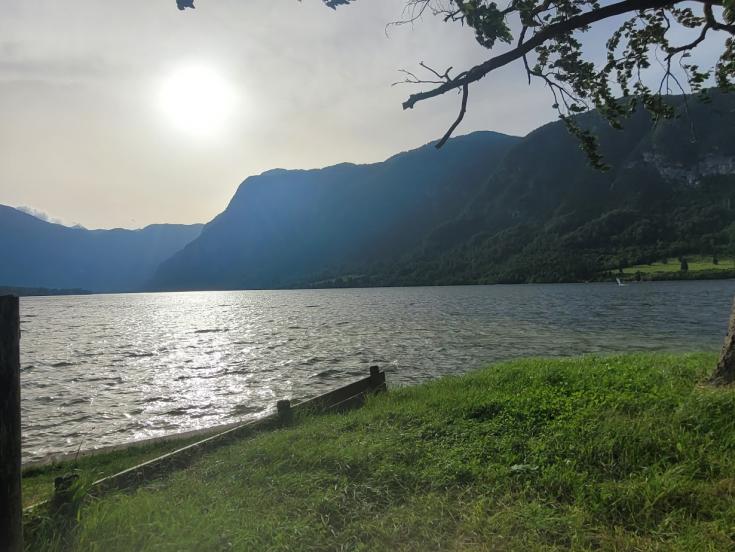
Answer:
[{"left": 8, "top": 269, "right": 735, "bottom": 298}]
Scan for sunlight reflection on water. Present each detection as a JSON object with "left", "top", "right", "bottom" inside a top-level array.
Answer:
[{"left": 19, "top": 280, "right": 735, "bottom": 461}]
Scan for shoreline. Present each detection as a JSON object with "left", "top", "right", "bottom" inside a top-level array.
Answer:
[
  {"left": 21, "top": 419, "right": 250, "bottom": 471},
  {"left": 23, "top": 352, "right": 735, "bottom": 550},
  {"left": 13, "top": 271, "right": 735, "bottom": 298}
]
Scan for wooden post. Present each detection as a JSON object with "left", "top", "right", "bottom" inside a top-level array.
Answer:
[
  {"left": 369, "top": 365, "right": 386, "bottom": 395},
  {"left": 0, "top": 295, "right": 22, "bottom": 552},
  {"left": 276, "top": 399, "right": 292, "bottom": 425},
  {"left": 51, "top": 473, "right": 80, "bottom": 516},
  {"left": 369, "top": 365, "right": 380, "bottom": 381}
]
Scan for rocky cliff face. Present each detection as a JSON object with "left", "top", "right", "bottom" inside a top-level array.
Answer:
[{"left": 630, "top": 152, "right": 735, "bottom": 187}]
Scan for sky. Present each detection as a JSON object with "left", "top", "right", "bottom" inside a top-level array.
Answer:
[{"left": 0, "top": 0, "right": 723, "bottom": 229}]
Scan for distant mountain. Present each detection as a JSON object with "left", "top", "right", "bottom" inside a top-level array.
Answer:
[
  {"left": 0, "top": 285, "right": 91, "bottom": 297},
  {"left": 0, "top": 206, "right": 203, "bottom": 292},
  {"left": 151, "top": 131, "right": 520, "bottom": 290}
]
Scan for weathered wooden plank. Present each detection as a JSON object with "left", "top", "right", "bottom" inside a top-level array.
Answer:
[
  {"left": 27, "top": 369, "right": 387, "bottom": 470},
  {"left": 93, "top": 370, "right": 386, "bottom": 492},
  {"left": 1, "top": 295, "right": 23, "bottom": 552},
  {"left": 294, "top": 372, "right": 382, "bottom": 413},
  {"left": 89, "top": 413, "right": 283, "bottom": 496},
  {"left": 23, "top": 419, "right": 249, "bottom": 470},
  {"left": 326, "top": 392, "right": 367, "bottom": 412},
  {"left": 27, "top": 367, "right": 387, "bottom": 512},
  {"left": 324, "top": 373, "right": 386, "bottom": 413}
]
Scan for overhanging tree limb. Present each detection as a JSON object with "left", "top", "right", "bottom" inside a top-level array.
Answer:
[
  {"left": 435, "top": 83, "right": 469, "bottom": 148},
  {"left": 402, "top": 0, "right": 726, "bottom": 111}
]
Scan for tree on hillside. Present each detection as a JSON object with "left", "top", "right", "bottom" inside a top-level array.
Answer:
[{"left": 176, "top": 0, "right": 735, "bottom": 383}]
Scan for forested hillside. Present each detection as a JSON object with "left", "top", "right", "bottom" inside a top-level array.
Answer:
[
  {"left": 313, "top": 91, "right": 735, "bottom": 287},
  {"left": 151, "top": 132, "right": 519, "bottom": 290}
]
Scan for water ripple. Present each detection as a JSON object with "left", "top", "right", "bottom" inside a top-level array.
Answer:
[{"left": 18, "top": 281, "right": 735, "bottom": 461}]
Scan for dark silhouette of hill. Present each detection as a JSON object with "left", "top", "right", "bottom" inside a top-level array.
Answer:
[
  {"left": 371, "top": 90, "right": 735, "bottom": 285},
  {"left": 152, "top": 91, "right": 735, "bottom": 290},
  {"left": 151, "top": 131, "right": 519, "bottom": 290},
  {"left": 5, "top": 91, "right": 734, "bottom": 292},
  {"left": 0, "top": 206, "right": 203, "bottom": 292}
]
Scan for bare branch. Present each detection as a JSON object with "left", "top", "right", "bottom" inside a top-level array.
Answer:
[
  {"left": 392, "top": 65, "right": 452, "bottom": 86},
  {"left": 435, "top": 83, "right": 469, "bottom": 149},
  {"left": 704, "top": 3, "right": 735, "bottom": 34},
  {"left": 419, "top": 62, "right": 453, "bottom": 81},
  {"left": 386, "top": 0, "right": 435, "bottom": 34},
  {"left": 518, "top": 25, "right": 532, "bottom": 85},
  {"left": 666, "top": 24, "right": 710, "bottom": 59}
]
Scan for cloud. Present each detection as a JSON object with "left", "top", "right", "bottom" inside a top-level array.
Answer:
[
  {"left": 16, "top": 205, "right": 82, "bottom": 228},
  {"left": 0, "top": 42, "right": 117, "bottom": 84},
  {"left": 0, "top": 0, "right": 555, "bottom": 229}
]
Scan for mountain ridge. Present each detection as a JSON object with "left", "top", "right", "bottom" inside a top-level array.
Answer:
[
  {"left": 359, "top": 90, "right": 735, "bottom": 286},
  {"left": 3, "top": 91, "right": 734, "bottom": 292},
  {"left": 0, "top": 204, "right": 203, "bottom": 292},
  {"left": 151, "top": 131, "right": 519, "bottom": 290},
  {"left": 155, "top": 91, "right": 735, "bottom": 290}
]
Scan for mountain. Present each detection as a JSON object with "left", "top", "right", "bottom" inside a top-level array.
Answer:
[
  {"left": 324, "top": 90, "right": 735, "bottom": 286},
  {"left": 153, "top": 91, "right": 735, "bottom": 291},
  {"left": 0, "top": 286, "right": 92, "bottom": 297},
  {"left": 151, "top": 131, "right": 520, "bottom": 290},
  {"left": 5, "top": 91, "right": 734, "bottom": 292},
  {"left": 0, "top": 206, "right": 203, "bottom": 292}
]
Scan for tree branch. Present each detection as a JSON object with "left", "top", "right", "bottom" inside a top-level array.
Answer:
[
  {"left": 704, "top": 2, "right": 735, "bottom": 33},
  {"left": 666, "top": 24, "right": 710, "bottom": 59},
  {"left": 435, "top": 83, "right": 469, "bottom": 148},
  {"left": 402, "top": 0, "right": 724, "bottom": 111}
]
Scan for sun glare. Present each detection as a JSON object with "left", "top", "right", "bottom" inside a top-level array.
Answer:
[{"left": 158, "top": 63, "right": 237, "bottom": 138}]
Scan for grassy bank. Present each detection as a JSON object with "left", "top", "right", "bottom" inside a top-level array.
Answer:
[
  {"left": 615, "top": 256, "right": 735, "bottom": 282},
  {"left": 27, "top": 353, "right": 735, "bottom": 551},
  {"left": 624, "top": 257, "right": 735, "bottom": 275}
]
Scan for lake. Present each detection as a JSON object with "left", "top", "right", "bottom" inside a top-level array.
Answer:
[{"left": 19, "top": 280, "right": 735, "bottom": 461}]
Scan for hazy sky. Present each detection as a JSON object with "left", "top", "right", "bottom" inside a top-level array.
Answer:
[{"left": 0, "top": 1, "right": 722, "bottom": 229}]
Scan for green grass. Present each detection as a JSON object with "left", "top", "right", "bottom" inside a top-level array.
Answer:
[
  {"left": 22, "top": 435, "right": 206, "bottom": 508},
  {"left": 621, "top": 256, "right": 735, "bottom": 275},
  {"left": 26, "top": 353, "right": 735, "bottom": 551}
]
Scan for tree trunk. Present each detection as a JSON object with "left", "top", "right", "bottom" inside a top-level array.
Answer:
[{"left": 712, "top": 296, "right": 735, "bottom": 385}]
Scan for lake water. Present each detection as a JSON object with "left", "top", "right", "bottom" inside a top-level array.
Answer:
[{"left": 19, "top": 280, "right": 735, "bottom": 461}]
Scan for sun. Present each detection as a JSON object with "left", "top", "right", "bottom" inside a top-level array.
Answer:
[{"left": 158, "top": 63, "right": 237, "bottom": 138}]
